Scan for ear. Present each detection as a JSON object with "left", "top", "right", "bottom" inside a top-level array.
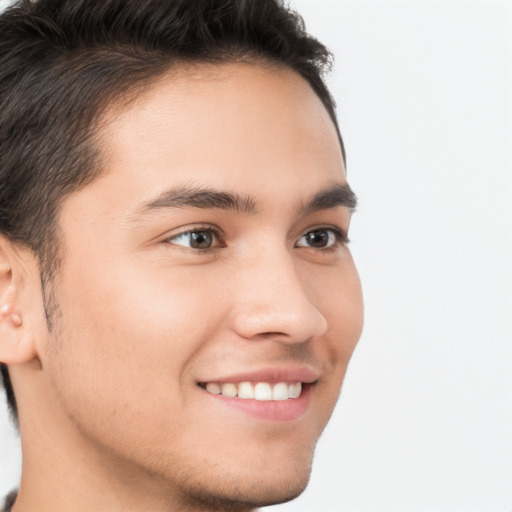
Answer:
[{"left": 0, "top": 235, "right": 39, "bottom": 365}]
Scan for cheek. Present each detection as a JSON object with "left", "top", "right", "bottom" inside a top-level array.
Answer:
[
  {"left": 304, "top": 254, "right": 363, "bottom": 348},
  {"left": 45, "top": 263, "right": 225, "bottom": 436},
  {"left": 331, "top": 268, "right": 364, "bottom": 355}
]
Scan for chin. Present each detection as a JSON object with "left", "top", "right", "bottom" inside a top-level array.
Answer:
[
  {"left": 174, "top": 452, "right": 314, "bottom": 511},
  {"left": 184, "top": 469, "right": 312, "bottom": 511}
]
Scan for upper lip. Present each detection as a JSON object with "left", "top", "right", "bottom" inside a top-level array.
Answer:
[{"left": 197, "top": 365, "right": 321, "bottom": 385}]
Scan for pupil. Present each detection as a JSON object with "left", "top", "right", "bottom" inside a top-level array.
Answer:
[
  {"left": 307, "top": 230, "right": 328, "bottom": 247},
  {"left": 191, "top": 231, "right": 212, "bottom": 249}
]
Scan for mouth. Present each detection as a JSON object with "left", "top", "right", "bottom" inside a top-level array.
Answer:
[
  {"left": 196, "top": 368, "right": 319, "bottom": 422},
  {"left": 198, "top": 381, "right": 304, "bottom": 401}
]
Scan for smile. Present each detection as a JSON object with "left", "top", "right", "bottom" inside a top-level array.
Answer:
[{"left": 200, "top": 381, "right": 302, "bottom": 401}]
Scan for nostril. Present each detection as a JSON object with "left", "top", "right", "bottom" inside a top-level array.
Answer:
[{"left": 229, "top": 288, "right": 327, "bottom": 342}]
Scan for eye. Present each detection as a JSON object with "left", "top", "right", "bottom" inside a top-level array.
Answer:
[
  {"left": 167, "top": 228, "right": 221, "bottom": 250},
  {"left": 295, "top": 228, "right": 345, "bottom": 249}
]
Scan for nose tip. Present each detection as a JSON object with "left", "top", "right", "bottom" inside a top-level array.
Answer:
[
  {"left": 227, "top": 242, "right": 330, "bottom": 343},
  {"left": 230, "top": 283, "right": 328, "bottom": 343}
]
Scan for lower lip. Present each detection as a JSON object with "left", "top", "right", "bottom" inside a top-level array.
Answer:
[{"left": 199, "top": 384, "right": 313, "bottom": 422}]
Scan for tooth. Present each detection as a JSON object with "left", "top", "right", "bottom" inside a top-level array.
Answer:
[
  {"left": 238, "top": 382, "right": 255, "bottom": 399},
  {"left": 221, "top": 383, "right": 238, "bottom": 397},
  {"left": 206, "top": 383, "right": 221, "bottom": 394},
  {"left": 254, "top": 382, "right": 272, "bottom": 401},
  {"left": 272, "top": 382, "right": 289, "bottom": 401},
  {"left": 288, "top": 382, "right": 302, "bottom": 399}
]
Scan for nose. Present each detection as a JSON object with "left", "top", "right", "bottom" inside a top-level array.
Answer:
[{"left": 229, "top": 247, "right": 328, "bottom": 343}]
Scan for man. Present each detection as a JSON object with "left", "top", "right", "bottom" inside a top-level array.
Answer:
[{"left": 0, "top": 0, "right": 363, "bottom": 510}]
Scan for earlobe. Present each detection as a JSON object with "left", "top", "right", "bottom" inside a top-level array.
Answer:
[
  {"left": 1, "top": 278, "right": 23, "bottom": 327},
  {"left": 0, "top": 306, "right": 36, "bottom": 365},
  {"left": 0, "top": 238, "right": 38, "bottom": 365},
  {"left": 1, "top": 300, "right": 23, "bottom": 328}
]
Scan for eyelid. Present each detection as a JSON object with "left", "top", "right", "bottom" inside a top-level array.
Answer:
[
  {"left": 295, "top": 225, "right": 350, "bottom": 247},
  {"left": 161, "top": 223, "right": 349, "bottom": 251},
  {"left": 164, "top": 224, "right": 226, "bottom": 248}
]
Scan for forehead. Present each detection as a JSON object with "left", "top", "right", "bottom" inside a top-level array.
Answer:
[{"left": 78, "top": 63, "right": 346, "bottom": 215}]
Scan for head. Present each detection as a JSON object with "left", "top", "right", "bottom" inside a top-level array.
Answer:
[{"left": 0, "top": 0, "right": 363, "bottom": 509}]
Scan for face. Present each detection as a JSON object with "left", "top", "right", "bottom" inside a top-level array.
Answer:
[{"left": 38, "top": 63, "right": 363, "bottom": 509}]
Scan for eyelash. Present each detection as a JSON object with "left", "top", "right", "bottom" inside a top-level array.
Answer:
[
  {"left": 166, "top": 226, "right": 225, "bottom": 254},
  {"left": 165, "top": 225, "right": 349, "bottom": 253},
  {"left": 298, "top": 226, "right": 350, "bottom": 251}
]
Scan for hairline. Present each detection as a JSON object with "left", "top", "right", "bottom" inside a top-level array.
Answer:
[{"left": 40, "top": 56, "right": 347, "bottom": 284}]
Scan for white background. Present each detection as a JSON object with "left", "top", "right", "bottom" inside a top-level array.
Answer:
[{"left": 1, "top": 1, "right": 511, "bottom": 511}]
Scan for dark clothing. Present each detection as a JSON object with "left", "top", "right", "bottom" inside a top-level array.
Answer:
[{"left": 1, "top": 491, "right": 17, "bottom": 512}]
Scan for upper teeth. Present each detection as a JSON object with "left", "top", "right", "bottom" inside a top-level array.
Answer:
[{"left": 205, "top": 382, "right": 302, "bottom": 401}]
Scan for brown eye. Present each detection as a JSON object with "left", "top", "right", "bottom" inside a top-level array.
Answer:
[
  {"left": 189, "top": 231, "right": 213, "bottom": 249},
  {"left": 296, "top": 229, "right": 338, "bottom": 249},
  {"left": 169, "top": 229, "right": 216, "bottom": 249}
]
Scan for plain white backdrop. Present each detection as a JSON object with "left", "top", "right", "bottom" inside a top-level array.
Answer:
[{"left": 1, "top": 1, "right": 511, "bottom": 511}]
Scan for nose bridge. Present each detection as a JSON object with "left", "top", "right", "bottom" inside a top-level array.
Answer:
[{"left": 229, "top": 242, "right": 327, "bottom": 342}]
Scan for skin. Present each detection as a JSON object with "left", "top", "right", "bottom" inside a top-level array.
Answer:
[{"left": 0, "top": 63, "right": 363, "bottom": 511}]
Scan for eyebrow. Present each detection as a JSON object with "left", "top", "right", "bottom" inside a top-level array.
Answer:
[
  {"left": 132, "top": 182, "right": 357, "bottom": 219},
  {"left": 301, "top": 183, "right": 358, "bottom": 214},
  {"left": 134, "top": 185, "right": 258, "bottom": 216}
]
